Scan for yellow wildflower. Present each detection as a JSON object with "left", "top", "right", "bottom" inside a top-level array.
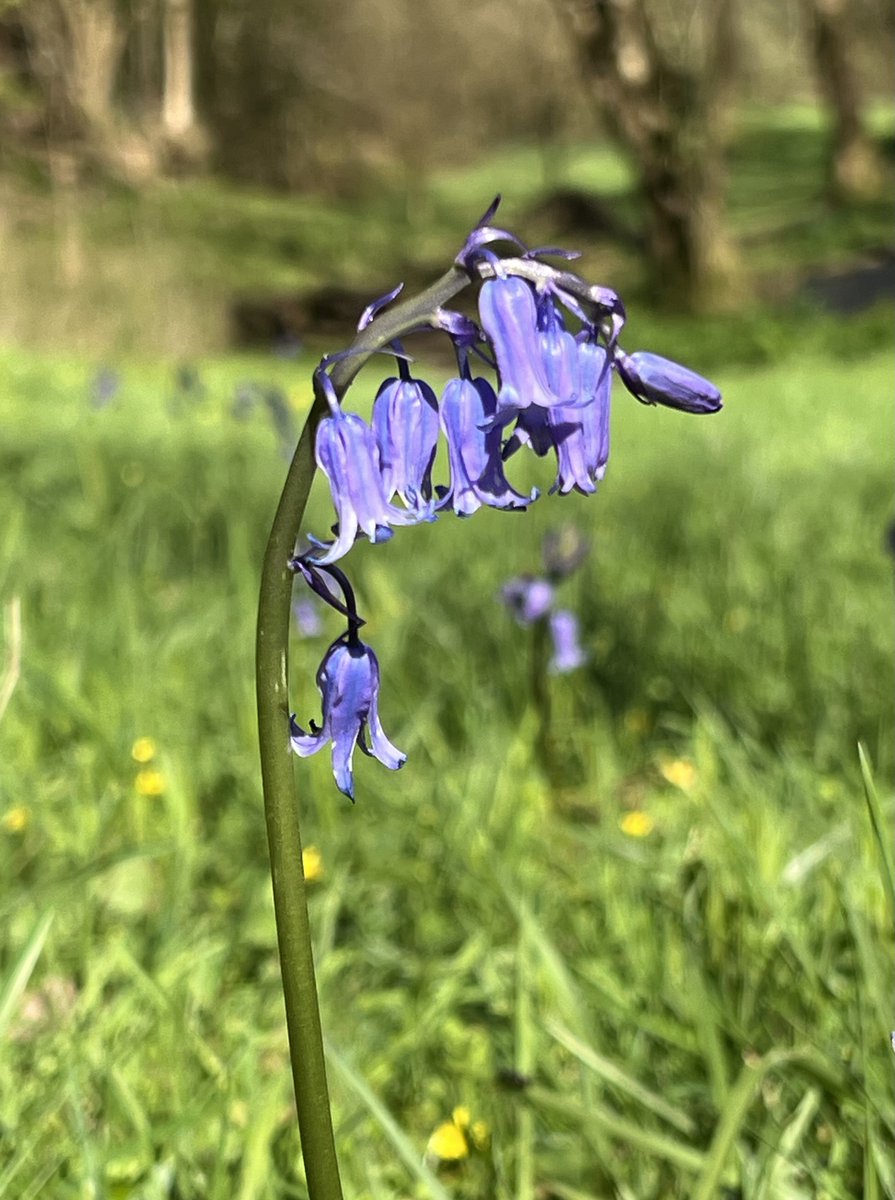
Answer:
[
  {"left": 135, "top": 769, "right": 165, "bottom": 797},
  {"left": 619, "top": 811, "right": 654, "bottom": 838},
  {"left": 2, "top": 805, "right": 30, "bottom": 833},
  {"left": 427, "top": 1121, "right": 469, "bottom": 1162},
  {"left": 131, "top": 737, "right": 157, "bottom": 764},
  {"left": 470, "top": 1120, "right": 490, "bottom": 1151},
  {"left": 302, "top": 845, "right": 324, "bottom": 883},
  {"left": 451, "top": 1106, "right": 471, "bottom": 1130},
  {"left": 660, "top": 758, "right": 697, "bottom": 791}
]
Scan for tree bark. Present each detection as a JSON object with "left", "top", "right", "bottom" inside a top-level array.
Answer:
[
  {"left": 557, "top": 0, "right": 742, "bottom": 312},
  {"left": 162, "top": 0, "right": 195, "bottom": 139},
  {"left": 799, "top": 0, "right": 883, "bottom": 201}
]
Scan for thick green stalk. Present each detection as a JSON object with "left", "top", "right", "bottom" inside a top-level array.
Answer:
[{"left": 255, "top": 266, "right": 469, "bottom": 1197}]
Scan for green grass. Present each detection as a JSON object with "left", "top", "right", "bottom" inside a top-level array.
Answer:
[{"left": 0, "top": 312, "right": 892, "bottom": 1197}]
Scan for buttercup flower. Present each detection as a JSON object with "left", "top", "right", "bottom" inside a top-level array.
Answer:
[
  {"left": 438, "top": 376, "right": 536, "bottom": 516},
  {"left": 290, "top": 631, "right": 406, "bottom": 801},
  {"left": 615, "top": 351, "right": 722, "bottom": 414}
]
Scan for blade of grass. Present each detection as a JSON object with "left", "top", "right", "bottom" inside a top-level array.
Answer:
[
  {"left": 325, "top": 1040, "right": 452, "bottom": 1200},
  {"left": 516, "top": 932, "right": 536, "bottom": 1200},
  {"left": 858, "top": 743, "right": 895, "bottom": 915},
  {"left": 0, "top": 909, "right": 54, "bottom": 1039},
  {"left": 692, "top": 1048, "right": 813, "bottom": 1200},
  {"left": 527, "top": 1086, "right": 706, "bottom": 1174},
  {"left": 547, "top": 1020, "right": 696, "bottom": 1136}
]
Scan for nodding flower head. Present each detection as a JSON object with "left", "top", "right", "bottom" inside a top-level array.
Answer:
[
  {"left": 438, "top": 376, "right": 537, "bottom": 517},
  {"left": 290, "top": 631, "right": 405, "bottom": 801},
  {"left": 310, "top": 371, "right": 422, "bottom": 564},
  {"left": 615, "top": 351, "right": 722, "bottom": 415},
  {"left": 372, "top": 367, "right": 440, "bottom": 514},
  {"left": 500, "top": 575, "right": 555, "bottom": 625},
  {"left": 504, "top": 329, "right": 611, "bottom": 496},
  {"left": 548, "top": 609, "right": 587, "bottom": 675},
  {"left": 478, "top": 276, "right": 559, "bottom": 420}
]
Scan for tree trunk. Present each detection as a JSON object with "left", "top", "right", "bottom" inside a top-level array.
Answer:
[
  {"left": 557, "top": 0, "right": 742, "bottom": 312},
  {"left": 162, "top": 0, "right": 195, "bottom": 138},
  {"left": 799, "top": 0, "right": 883, "bottom": 201}
]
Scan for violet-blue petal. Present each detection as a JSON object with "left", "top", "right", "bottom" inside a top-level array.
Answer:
[
  {"left": 438, "top": 377, "right": 536, "bottom": 516},
  {"left": 548, "top": 610, "right": 587, "bottom": 675},
  {"left": 615, "top": 351, "right": 722, "bottom": 414},
  {"left": 479, "top": 277, "right": 559, "bottom": 419},
  {"left": 372, "top": 376, "right": 440, "bottom": 512},
  {"left": 312, "top": 406, "right": 419, "bottom": 564},
  {"left": 501, "top": 576, "right": 555, "bottom": 625}
]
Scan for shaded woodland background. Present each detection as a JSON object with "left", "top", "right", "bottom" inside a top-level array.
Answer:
[{"left": 0, "top": 0, "right": 892, "bottom": 354}]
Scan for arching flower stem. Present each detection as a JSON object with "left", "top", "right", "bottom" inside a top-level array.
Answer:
[{"left": 255, "top": 263, "right": 472, "bottom": 1200}]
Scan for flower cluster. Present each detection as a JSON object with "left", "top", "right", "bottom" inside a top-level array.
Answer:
[
  {"left": 289, "top": 202, "right": 722, "bottom": 797},
  {"left": 500, "top": 526, "right": 590, "bottom": 675}
]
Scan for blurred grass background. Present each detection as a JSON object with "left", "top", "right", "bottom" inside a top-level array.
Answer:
[{"left": 0, "top": 37, "right": 893, "bottom": 1200}]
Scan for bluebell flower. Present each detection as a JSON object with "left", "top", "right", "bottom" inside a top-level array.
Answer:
[
  {"left": 504, "top": 330, "right": 611, "bottom": 496},
  {"left": 311, "top": 373, "right": 419, "bottom": 564},
  {"left": 478, "top": 276, "right": 560, "bottom": 421},
  {"left": 500, "top": 576, "right": 555, "bottom": 625},
  {"left": 548, "top": 609, "right": 586, "bottom": 674},
  {"left": 615, "top": 351, "right": 722, "bottom": 414},
  {"left": 372, "top": 368, "right": 440, "bottom": 515},
  {"left": 290, "top": 632, "right": 406, "bottom": 801},
  {"left": 438, "top": 376, "right": 537, "bottom": 516}
]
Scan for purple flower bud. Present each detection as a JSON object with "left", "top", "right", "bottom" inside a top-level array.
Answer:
[
  {"left": 500, "top": 576, "right": 555, "bottom": 625},
  {"left": 438, "top": 377, "right": 537, "bottom": 517},
  {"left": 542, "top": 527, "right": 589, "bottom": 580},
  {"left": 372, "top": 375, "right": 440, "bottom": 514},
  {"left": 311, "top": 396, "right": 421, "bottom": 564},
  {"left": 290, "top": 633, "right": 405, "bottom": 801},
  {"left": 478, "top": 277, "right": 560, "bottom": 420},
  {"left": 548, "top": 610, "right": 586, "bottom": 675},
  {"left": 615, "top": 351, "right": 722, "bottom": 415}
]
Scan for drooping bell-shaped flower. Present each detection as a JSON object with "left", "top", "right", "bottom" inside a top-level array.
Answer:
[
  {"left": 548, "top": 609, "right": 586, "bottom": 675},
  {"left": 310, "top": 372, "right": 419, "bottom": 564},
  {"left": 504, "top": 328, "right": 611, "bottom": 496},
  {"left": 615, "top": 351, "right": 722, "bottom": 414},
  {"left": 290, "top": 632, "right": 405, "bottom": 801},
  {"left": 478, "top": 276, "right": 560, "bottom": 421},
  {"left": 372, "top": 364, "right": 440, "bottom": 515},
  {"left": 438, "top": 375, "right": 537, "bottom": 517},
  {"left": 500, "top": 575, "right": 555, "bottom": 625}
]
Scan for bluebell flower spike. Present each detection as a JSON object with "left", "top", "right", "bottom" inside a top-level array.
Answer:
[{"left": 290, "top": 631, "right": 406, "bottom": 801}]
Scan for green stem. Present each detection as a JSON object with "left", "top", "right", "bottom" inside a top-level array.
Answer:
[{"left": 255, "top": 265, "right": 470, "bottom": 1196}]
